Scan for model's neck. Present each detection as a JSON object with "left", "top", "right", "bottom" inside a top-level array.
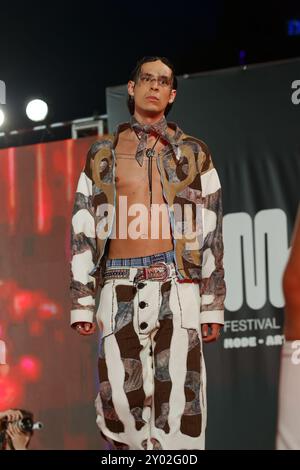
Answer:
[{"left": 133, "top": 111, "right": 165, "bottom": 126}]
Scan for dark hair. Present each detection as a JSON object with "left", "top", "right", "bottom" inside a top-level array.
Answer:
[{"left": 127, "top": 56, "right": 177, "bottom": 116}]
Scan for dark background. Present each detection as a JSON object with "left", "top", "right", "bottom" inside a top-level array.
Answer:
[{"left": 0, "top": 1, "right": 299, "bottom": 134}]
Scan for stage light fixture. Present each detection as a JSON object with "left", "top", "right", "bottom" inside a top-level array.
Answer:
[
  {"left": 26, "top": 99, "right": 48, "bottom": 122},
  {"left": 0, "top": 109, "right": 5, "bottom": 127}
]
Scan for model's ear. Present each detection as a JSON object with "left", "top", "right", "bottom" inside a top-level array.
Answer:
[
  {"left": 128, "top": 80, "right": 135, "bottom": 97},
  {"left": 168, "top": 89, "right": 177, "bottom": 104}
]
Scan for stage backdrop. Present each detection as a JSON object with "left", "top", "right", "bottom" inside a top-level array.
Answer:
[
  {"left": 0, "top": 137, "right": 103, "bottom": 450},
  {"left": 106, "top": 57, "right": 300, "bottom": 449}
]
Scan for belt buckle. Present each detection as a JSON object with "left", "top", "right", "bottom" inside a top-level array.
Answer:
[{"left": 150, "top": 261, "right": 170, "bottom": 281}]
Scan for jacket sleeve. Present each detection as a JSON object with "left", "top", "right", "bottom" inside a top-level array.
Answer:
[
  {"left": 198, "top": 142, "right": 226, "bottom": 325},
  {"left": 70, "top": 146, "right": 98, "bottom": 326}
]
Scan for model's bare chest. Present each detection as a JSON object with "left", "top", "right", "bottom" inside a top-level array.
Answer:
[{"left": 114, "top": 135, "right": 166, "bottom": 203}]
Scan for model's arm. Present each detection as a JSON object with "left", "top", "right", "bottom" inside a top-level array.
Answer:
[
  {"left": 70, "top": 145, "right": 99, "bottom": 334},
  {"left": 283, "top": 208, "right": 300, "bottom": 340},
  {"left": 276, "top": 208, "right": 300, "bottom": 449},
  {"left": 198, "top": 142, "right": 226, "bottom": 340}
]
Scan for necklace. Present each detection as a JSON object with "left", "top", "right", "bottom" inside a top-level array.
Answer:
[
  {"left": 146, "top": 135, "right": 160, "bottom": 209},
  {"left": 135, "top": 133, "right": 161, "bottom": 211}
]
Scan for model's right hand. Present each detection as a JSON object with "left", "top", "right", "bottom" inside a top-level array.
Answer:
[{"left": 73, "top": 322, "right": 97, "bottom": 336}]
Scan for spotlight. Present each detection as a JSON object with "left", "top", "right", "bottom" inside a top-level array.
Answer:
[
  {"left": 26, "top": 99, "right": 48, "bottom": 122},
  {"left": 0, "top": 109, "right": 5, "bottom": 127}
]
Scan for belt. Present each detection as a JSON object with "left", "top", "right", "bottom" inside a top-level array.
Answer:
[{"left": 104, "top": 261, "right": 173, "bottom": 283}]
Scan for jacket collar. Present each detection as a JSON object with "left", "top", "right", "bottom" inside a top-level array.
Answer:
[{"left": 112, "top": 119, "right": 185, "bottom": 161}]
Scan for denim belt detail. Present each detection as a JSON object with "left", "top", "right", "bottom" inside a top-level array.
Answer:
[
  {"left": 104, "top": 261, "right": 174, "bottom": 282},
  {"left": 105, "top": 249, "right": 175, "bottom": 268}
]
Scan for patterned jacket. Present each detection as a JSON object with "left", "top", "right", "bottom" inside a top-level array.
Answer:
[{"left": 70, "top": 121, "right": 226, "bottom": 326}]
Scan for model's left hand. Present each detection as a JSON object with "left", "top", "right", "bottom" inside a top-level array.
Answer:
[{"left": 202, "top": 323, "right": 222, "bottom": 343}]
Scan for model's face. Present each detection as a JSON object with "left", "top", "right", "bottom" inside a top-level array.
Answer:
[{"left": 128, "top": 60, "right": 176, "bottom": 117}]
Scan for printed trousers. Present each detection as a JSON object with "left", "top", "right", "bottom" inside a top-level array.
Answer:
[{"left": 95, "top": 252, "right": 207, "bottom": 450}]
